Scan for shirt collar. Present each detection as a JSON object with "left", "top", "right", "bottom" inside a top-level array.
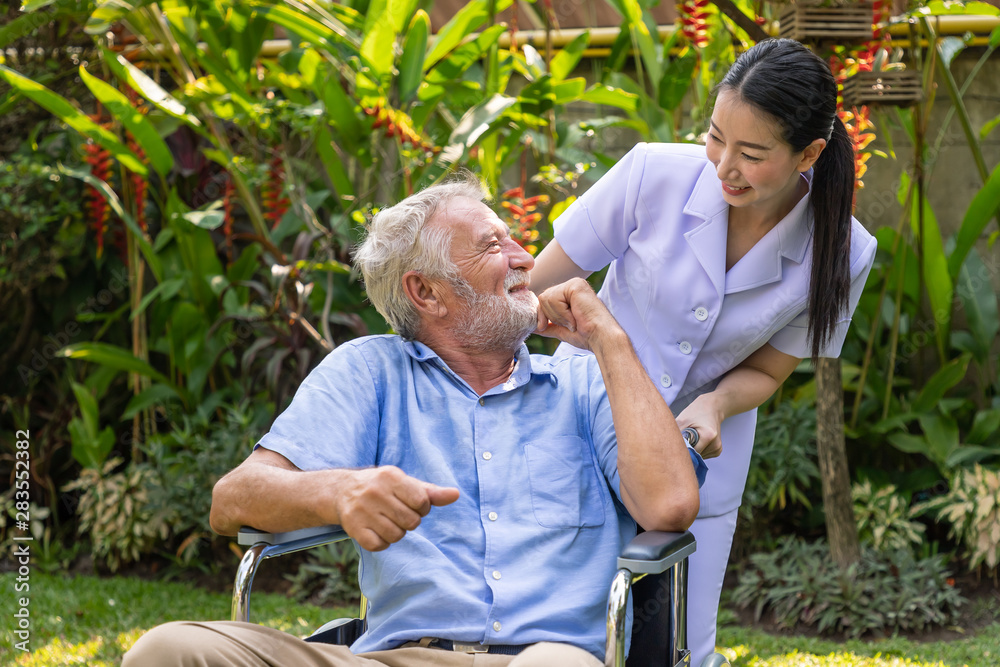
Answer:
[{"left": 402, "top": 339, "right": 557, "bottom": 394}]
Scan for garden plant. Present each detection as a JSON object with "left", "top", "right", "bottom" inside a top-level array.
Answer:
[{"left": 1, "top": 0, "right": 999, "bottom": 664}]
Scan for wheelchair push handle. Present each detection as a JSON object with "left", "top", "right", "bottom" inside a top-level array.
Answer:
[{"left": 681, "top": 427, "right": 699, "bottom": 448}]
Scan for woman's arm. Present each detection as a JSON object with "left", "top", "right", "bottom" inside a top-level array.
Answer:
[
  {"left": 530, "top": 240, "right": 592, "bottom": 294},
  {"left": 677, "top": 343, "right": 801, "bottom": 459}
]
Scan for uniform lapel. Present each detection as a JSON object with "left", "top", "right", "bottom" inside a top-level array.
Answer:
[
  {"left": 682, "top": 162, "right": 729, "bottom": 300},
  {"left": 724, "top": 177, "right": 814, "bottom": 294}
]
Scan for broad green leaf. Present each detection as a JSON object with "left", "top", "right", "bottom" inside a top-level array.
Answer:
[
  {"left": 87, "top": 0, "right": 160, "bottom": 34},
  {"left": 131, "top": 277, "right": 186, "bottom": 322},
  {"left": 945, "top": 445, "right": 1000, "bottom": 468},
  {"left": 426, "top": 25, "right": 505, "bottom": 85},
  {"left": 245, "top": 0, "right": 360, "bottom": 50},
  {"left": 70, "top": 381, "right": 100, "bottom": 439},
  {"left": 449, "top": 94, "right": 517, "bottom": 147},
  {"left": 121, "top": 384, "right": 181, "bottom": 420},
  {"left": 582, "top": 84, "right": 639, "bottom": 113},
  {"left": 938, "top": 36, "right": 966, "bottom": 69},
  {"left": 360, "top": 6, "right": 397, "bottom": 84},
  {"left": 887, "top": 432, "right": 932, "bottom": 457},
  {"left": 917, "top": 413, "right": 960, "bottom": 468},
  {"left": 907, "top": 182, "right": 952, "bottom": 355},
  {"left": 398, "top": 9, "right": 429, "bottom": 103},
  {"left": 991, "top": 25, "right": 1000, "bottom": 49},
  {"left": 59, "top": 342, "right": 172, "bottom": 386},
  {"left": 183, "top": 209, "right": 226, "bottom": 230},
  {"left": 79, "top": 67, "right": 173, "bottom": 179},
  {"left": 70, "top": 420, "right": 115, "bottom": 469},
  {"left": 313, "top": 124, "right": 357, "bottom": 199},
  {"left": 969, "top": 409, "right": 1000, "bottom": 445},
  {"left": 981, "top": 114, "right": 1000, "bottom": 140},
  {"left": 954, "top": 250, "right": 1000, "bottom": 361},
  {"left": 388, "top": 0, "right": 418, "bottom": 33},
  {"left": 424, "top": 0, "right": 512, "bottom": 72},
  {"left": 911, "top": 354, "right": 970, "bottom": 413},
  {"left": 949, "top": 159, "right": 1000, "bottom": 279},
  {"left": 0, "top": 65, "right": 146, "bottom": 175},
  {"left": 659, "top": 48, "right": 698, "bottom": 111},
  {"left": 103, "top": 50, "right": 203, "bottom": 129},
  {"left": 552, "top": 78, "right": 587, "bottom": 104},
  {"left": 550, "top": 32, "right": 590, "bottom": 81}
]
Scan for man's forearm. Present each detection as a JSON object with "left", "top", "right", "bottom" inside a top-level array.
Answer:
[
  {"left": 210, "top": 461, "right": 343, "bottom": 536},
  {"left": 590, "top": 329, "right": 700, "bottom": 532}
]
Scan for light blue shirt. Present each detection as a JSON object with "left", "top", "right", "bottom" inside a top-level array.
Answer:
[{"left": 257, "top": 335, "right": 706, "bottom": 659}]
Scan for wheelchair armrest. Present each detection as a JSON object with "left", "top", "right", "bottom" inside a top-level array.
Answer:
[
  {"left": 233, "top": 525, "right": 350, "bottom": 623},
  {"left": 617, "top": 530, "right": 696, "bottom": 575},
  {"left": 237, "top": 525, "right": 349, "bottom": 550}
]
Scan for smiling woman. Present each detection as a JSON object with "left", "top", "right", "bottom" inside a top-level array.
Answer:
[{"left": 529, "top": 38, "right": 878, "bottom": 666}]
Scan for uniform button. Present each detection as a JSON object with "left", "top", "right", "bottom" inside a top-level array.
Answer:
[
  {"left": 679, "top": 341, "right": 692, "bottom": 354},
  {"left": 488, "top": 512, "right": 498, "bottom": 521},
  {"left": 483, "top": 451, "right": 492, "bottom": 460},
  {"left": 660, "top": 373, "right": 672, "bottom": 388},
  {"left": 479, "top": 398, "right": 485, "bottom": 406},
  {"left": 694, "top": 307, "right": 709, "bottom": 322},
  {"left": 493, "top": 621, "right": 502, "bottom": 632},
  {"left": 492, "top": 570, "right": 502, "bottom": 580}
]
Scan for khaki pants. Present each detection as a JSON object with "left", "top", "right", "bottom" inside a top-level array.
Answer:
[{"left": 123, "top": 621, "right": 603, "bottom": 667}]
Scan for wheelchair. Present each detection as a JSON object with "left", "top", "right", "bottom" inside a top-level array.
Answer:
[{"left": 232, "top": 524, "right": 731, "bottom": 667}]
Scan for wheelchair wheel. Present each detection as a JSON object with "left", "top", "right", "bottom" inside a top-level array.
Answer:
[{"left": 700, "top": 654, "right": 730, "bottom": 667}]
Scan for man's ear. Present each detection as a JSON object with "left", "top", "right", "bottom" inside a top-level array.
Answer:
[
  {"left": 797, "top": 138, "right": 827, "bottom": 172},
  {"left": 402, "top": 271, "right": 449, "bottom": 319}
]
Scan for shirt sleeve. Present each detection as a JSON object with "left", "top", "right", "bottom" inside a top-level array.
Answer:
[
  {"left": 587, "top": 357, "right": 710, "bottom": 501},
  {"left": 768, "top": 220, "right": 878, "bottom": 359},
  {"left": 255, "top": 343, "right": 380, "bottom": 471},
  {"left": 553, "top": 144, "right": 648, "bottom": 272}
]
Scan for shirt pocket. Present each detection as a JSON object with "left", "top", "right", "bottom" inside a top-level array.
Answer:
[{"left": 523, "top": 436, "right": 607, "bottom": 529}]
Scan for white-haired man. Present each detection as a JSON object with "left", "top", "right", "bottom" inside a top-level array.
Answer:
[{"left": 124, "top": 175, "right": 705, "bottom": 666}]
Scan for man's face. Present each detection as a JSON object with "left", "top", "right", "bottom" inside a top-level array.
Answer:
[{"left": 432, "top": 197, "right": 539, "bottom": 351}]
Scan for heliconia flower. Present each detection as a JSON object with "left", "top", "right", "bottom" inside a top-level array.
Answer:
[
  {"left": 223, "top": 175, "right": 236, "bottom": 265},
  {"left": 83, "top": 138, "right": 113, "bottom": 258},
  {"left": 261, "top": 154, "right": 290, "bottom": 230},
  {"left": 677, "top": 0, "right": 711, "bottom": 48}
]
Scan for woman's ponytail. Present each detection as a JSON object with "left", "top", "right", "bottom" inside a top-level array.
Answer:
[{"left": 806, "top": 115, "right": 854, "bottom": 360}]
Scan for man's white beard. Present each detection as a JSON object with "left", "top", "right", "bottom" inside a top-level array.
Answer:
[{"left": 453, "top": 270, "right": 539, "bottom": 352}]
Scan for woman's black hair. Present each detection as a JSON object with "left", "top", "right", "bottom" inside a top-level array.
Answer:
[{"left": 718, "top": 38, "right": 854, "bottom": 360}]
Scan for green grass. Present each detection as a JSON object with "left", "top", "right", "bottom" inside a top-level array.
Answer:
[
  {"left": 716, "top": 620, "right": 1000, "bottom": 666},
  {"left": 2, "top": 572, "right": 997, "bottom": 666},
  {"left": 0, "top": 571, "right": 356, "bottom": 666}
]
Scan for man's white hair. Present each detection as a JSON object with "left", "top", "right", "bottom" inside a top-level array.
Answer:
[{"left": 353, "top": 172, "right": 490, "bottom": 339}]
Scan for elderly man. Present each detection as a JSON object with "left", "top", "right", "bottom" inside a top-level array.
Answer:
[{"left": 123, "top": 175, "right": 704, "bottom": 667}]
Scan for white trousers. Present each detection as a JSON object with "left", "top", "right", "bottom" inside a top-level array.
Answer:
[
  {"left": 685, "top": 509, "right": 739, "bottom": 666},
  {"left": 683, "top": 409, "right": 756, "bottom": 666}
]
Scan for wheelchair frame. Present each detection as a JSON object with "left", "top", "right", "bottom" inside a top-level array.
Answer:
[{"left": 231, "top": 525, "right": 729, "bottom": 667}]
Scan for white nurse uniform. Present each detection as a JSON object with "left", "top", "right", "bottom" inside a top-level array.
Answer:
[{"left": 552, "top": 142, "right": 877, "bottom": 663}]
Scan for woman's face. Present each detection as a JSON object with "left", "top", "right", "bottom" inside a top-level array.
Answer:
[{"left": 705, "top": 89, "right": 823, "bottom": 217}]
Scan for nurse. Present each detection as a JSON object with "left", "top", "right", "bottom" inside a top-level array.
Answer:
[{"left": 530, "top": 38, "right": 877, "bottom": 663}]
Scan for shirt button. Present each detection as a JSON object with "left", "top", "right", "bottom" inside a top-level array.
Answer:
[
  {"left": 660, "top": 373, "right": 672, "bottom": 388},
  {"left": 483, "top": 451, "right": 492, "bottom": 461},
  {"left": 488, "top": 511, "right": 498, "bottom": 521},
  {"left": 492, "top": 570, "right": 502, "bottom": 580},
  {"left": 493, "top": 621, "right": 502, "bottom": 632},
  {"left": 479, "top": 398, "right": 485, "bottom": 406},
  {"left": 694, "top": 307, "right": 709, "bottom": 321},
  {"left": 679, "top": 341, "right": 692, "bottom": 354}
]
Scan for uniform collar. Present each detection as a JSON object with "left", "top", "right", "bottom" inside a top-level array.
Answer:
[{"left": 682, "top": 163, "right": 814, "bottom": 296}]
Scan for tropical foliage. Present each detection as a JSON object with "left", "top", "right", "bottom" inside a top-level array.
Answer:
[{"left": 0, "top": 0, "right": 998, "bottom": 633}]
